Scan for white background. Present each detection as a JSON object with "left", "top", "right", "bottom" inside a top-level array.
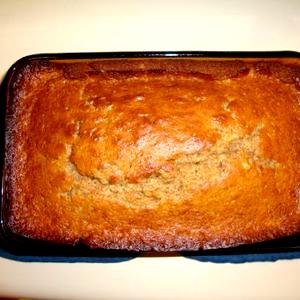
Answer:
[{"left": 0, "top": 0, "right": 300, "bottom": 299}]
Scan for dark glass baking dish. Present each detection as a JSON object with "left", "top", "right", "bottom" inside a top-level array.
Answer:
[{"left": 0, "top": 51, "right": 300, "bottom": 259}]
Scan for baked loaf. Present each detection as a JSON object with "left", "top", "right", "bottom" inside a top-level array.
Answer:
[{"left": 5, "top": 57, "right": 300, "bottom": 251}]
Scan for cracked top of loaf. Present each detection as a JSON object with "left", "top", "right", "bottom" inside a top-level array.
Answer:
[{"left": 5, "top": 57, "right": 300, "bottom": 250}]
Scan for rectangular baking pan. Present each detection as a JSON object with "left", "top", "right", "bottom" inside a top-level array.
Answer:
[{"left": 1, "top": 51, "right": 300, "bottom": 259}]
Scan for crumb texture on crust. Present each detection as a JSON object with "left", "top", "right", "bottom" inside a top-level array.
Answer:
[{"left": 5, "top": 58, "right": 300, "bottom": 251}]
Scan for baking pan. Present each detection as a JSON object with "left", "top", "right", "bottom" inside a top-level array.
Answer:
[{"left": 0, "top": 51, "right": 300, "bottom": 258}]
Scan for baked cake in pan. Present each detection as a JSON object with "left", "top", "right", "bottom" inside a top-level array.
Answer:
[{"left": 5, "top": 57, "right": 300, "bottom": 251}]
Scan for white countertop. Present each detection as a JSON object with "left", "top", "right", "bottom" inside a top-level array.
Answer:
[{"left": 1, "top": 1, "right": 300, "bottom": 299}]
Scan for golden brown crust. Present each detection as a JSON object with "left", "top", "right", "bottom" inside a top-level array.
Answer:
[{"left": 5, "top": 58, "right": 300, "bottom": 251}]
